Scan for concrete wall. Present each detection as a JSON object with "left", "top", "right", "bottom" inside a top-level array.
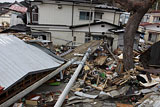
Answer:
[
  {"left": 29, "top": 0, "right": 121, "bottom": 47},
  {"left": 73, "top": 5, "right": 94, "bottom": 25},
  {"left": 10, "top": 12, "right": 24, "bottom": 26},
  {"left": 38, "top": 4, "right": 73, "bottom": 25},
  {"left": 30, "top": 1, "right": 121, "bottom": 26},
  {"left": 33, "top": 2, "right": 93, "bottom": 26},
  {"left": 0, "top": 11, "right": 24, "bottom": 27},
  {"left": 30, "top": 25, "right": 120, "bottom": 50},
  {"left": 149, "top": 13, "right": 160, "bottom": 23},
  {"left": 141, "top": 12, "right": 160, "bottom": 23},
  {"left": 114, "top": 13, "right": 120, "bottom": 25},
  {"left": 30, "top": 25, "right": 73, "bottom": 45},
  {"left": 118, "top": 33, "right": 140, "bottom": 50},
  {"left": 149, "top": 15, "right": 154, "bottom": 23},
  {"left": 73, "top": 31, "right": 118, "bottom": 50},
  {"left": 51, "top": 31, "right": 73, "bottom": 45},
  {"left": 101, "top": 10, "right": 120, "bottom": 25},
  {"left": 139, "top": 25, "right": 160, "bottom": 43},
  {"left": 143, "top": 30, "right": 160, "bottom": 43},
  {"left": 73, "top": 32, "right": 85, "bottom": 46},
  {"left": 112, "top": 34, "right": 118, "bottom": 50},
  {"left": 145, "top": 24, "right": 160, "bottom": 31},
  {"left": 144, "top": 31, "right": 149, "bottom": 42}
]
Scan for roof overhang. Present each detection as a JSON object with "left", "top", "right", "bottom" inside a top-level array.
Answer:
[{"left": 70, "top": 21, "right": 121, "bottom": 29}]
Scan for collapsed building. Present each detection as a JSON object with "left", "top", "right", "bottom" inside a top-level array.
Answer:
[
  {"left": 0, "top": 34, "right": 64, "bottom": 106},
  {"left": 0, "top": 33, "right": 160, "bottom": 106}
]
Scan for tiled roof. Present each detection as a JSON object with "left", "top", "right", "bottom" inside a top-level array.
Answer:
[
  {"left": 9, "top": 4, "right": 27, "bottom": 13},
  {"left": 140, "top": 22, "right": 160, "bottom": 26},
  {"left": 148, "top": 10, "right": 160, "bottom": 13}
]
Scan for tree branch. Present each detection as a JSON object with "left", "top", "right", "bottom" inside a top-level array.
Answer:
[{"left": 113, "top": 0, "right": 156, "bottom": 12}]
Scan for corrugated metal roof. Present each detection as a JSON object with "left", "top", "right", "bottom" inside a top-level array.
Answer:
[
  {"left": 28, "top": 42, "right": 66, "bottom": 62},
  {"left": 0, "top": 34, "right": 64, "bottom": 90}
]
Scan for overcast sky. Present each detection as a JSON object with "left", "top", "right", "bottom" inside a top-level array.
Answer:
[{"left": 0, "top": 0, "right": 23, "bottom": 3}]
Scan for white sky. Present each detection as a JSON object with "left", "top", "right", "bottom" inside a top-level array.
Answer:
[{"left": 0, "top": 0, "right": 23, "bottom": 3}]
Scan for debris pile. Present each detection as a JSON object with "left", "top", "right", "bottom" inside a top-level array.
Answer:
[
  {"left": 11, "top": 40, "right": 160, "bottom": 107},
  {"left": 62, "top": 42, "right": 160, "bottom": 106}
]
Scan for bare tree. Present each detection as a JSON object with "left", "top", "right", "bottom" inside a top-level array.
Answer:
[{"left": 100, "top": 0, "right": 156, "bottom": 70}]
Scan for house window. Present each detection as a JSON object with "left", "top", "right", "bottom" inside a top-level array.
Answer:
[
  {"left": 95, "top": 12, "right": 103, "bottom": 20},
  {"left": 32, "top": 5, "right": 38, "bottom": 24},
  {"left": 142, "top": 15, "right": 149, "bottom": 22},
  {"left": 73, "top": 36, "right": 76, "bottom": 41},
  {"left": 153, "top": 16, "right": 160, "bottom": 23},
  {"left": 80, "top": 11, "right": 92, "bottom": 20},
  {"left": 93, "top": 36, "right": 101, "bottom": 40},
  {"left": 32, "top": 32, "right": 51, "bottom": 41},
  {"left": 85, "top": 33, "right": 91, "bottom": 43},
  {"left": 148, "top": 33, "right": 152, "bottom": 41},
  {"left": 148, "top": 33, "right": 157, "bottom": 42}
]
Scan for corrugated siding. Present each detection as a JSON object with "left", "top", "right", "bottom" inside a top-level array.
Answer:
[{"left": 0, "top": 34, "right": 64, "bottom": 89}]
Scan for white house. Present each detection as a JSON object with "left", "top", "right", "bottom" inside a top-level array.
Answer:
[
  {"left": 0, "top": 11, "right": 11, "bottom": 28},
  {"left": 7, "top": 2, "right": 27, "bottom": 26},
  {"left": 137, "top": 10, "right": 160, "bottom": 44},
  {"left": 71, "top": 21, "right": 120, "bottom": 50},
  {"left": 27, "top": 0, "right": 122, "bottom": 47},
  {"left": 139, "top": 23, "right": 160, "bottom": 43},
  {"left": 0, "top": 2, "right": 27, "bottom": 29},
  {"left": 109, "top": 28, "right": 142, "bottom": 50},
  {"left": 0, "top": 3, "right": 11, "bottom": 29}
]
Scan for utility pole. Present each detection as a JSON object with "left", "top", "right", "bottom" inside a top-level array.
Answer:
[{"left": 88, "top": 0, "right": 92, "bottom": 37}]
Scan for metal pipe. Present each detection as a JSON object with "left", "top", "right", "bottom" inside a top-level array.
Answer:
[
  {"left": 0, "top": 58, "right": 76, "bottom": 107},
  {"left": 54, "top": 48, "right": 91, "bottom": 107}
]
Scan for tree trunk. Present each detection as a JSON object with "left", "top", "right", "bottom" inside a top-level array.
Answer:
[
  {"left": 98, "top": 0, "right": 156, "bottom": 70},
  {"left": 123, "top": 10, "right": 149, "bottom": 70}
]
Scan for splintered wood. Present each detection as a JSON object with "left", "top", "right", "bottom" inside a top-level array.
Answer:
[
  {"left": 62, "top": 40, "right": 103, "bottom": 60},
  {"left": 94, "top": 56, "right": 108, "bottom": 66}
]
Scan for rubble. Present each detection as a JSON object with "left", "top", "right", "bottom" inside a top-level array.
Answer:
[
  {"left": 140, "top": 41, "right": 160, "bottom": 68},
  {"left": 58, "top": 41, "right": 160, "bottom": 106},
  {"left": 62, "top": 40, "right": 103, "bottom": 60},
  {"left": 137, "top": 93, "right": 160, "bottom": 107},
  {"left": 10, "top": 40, "right": 160, "bottom": 107},
  {"left": 74, "top": 91, "right": 98, "bottom": 99}
]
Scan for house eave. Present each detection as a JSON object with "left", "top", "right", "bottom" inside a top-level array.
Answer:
[{"left": 70, "top": 21, "right": 121, "bottom": 29}]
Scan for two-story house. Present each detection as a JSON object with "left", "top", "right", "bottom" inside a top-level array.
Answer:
[
  {"left": 0, "top": 2, "right": 27, "bottom": 29},
  {"left": 139, "top": 10, "right": 160, "bottom": 43},
  {"left": 27, "top": 0, "right": 122, "bottom": 49},
  {"left": 0, "top": 3, "right": 11, "bottom": 29}
]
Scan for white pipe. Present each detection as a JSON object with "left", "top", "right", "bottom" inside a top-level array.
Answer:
[
  {"left": 0, "top": 58, "right": 76, "bottom": 107},
  {"left": 54, "top": 48, "right": 91, "bottom": 107},
  {"left": 156, "top": 2, "right": 159, "bottom": 11}
]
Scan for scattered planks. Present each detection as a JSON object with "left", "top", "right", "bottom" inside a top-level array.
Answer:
[{"left": 94, "top": 56, "right": 108, "bottom": 66}]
